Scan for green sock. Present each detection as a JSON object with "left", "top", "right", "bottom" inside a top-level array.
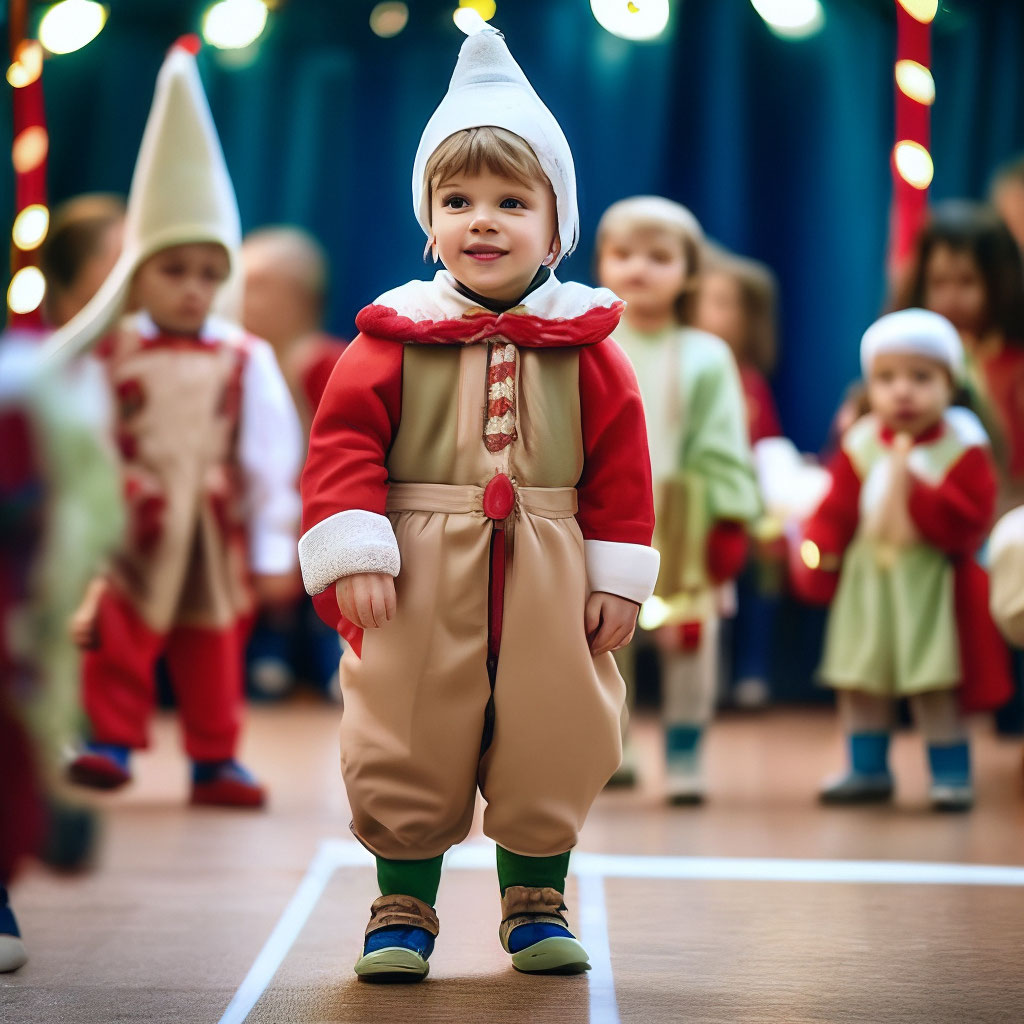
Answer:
[
  {"left": 495, "top": 846, "right": 570, "bottom": 897},
  {"left": 375, "top": 854, "right": 444, "bottom": 907}
]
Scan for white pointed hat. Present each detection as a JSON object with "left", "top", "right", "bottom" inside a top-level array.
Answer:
[
  {"left": 412, "top": 13, "right": 578, "bottom": 267},
  {"left": 44, "top": 37, "right": 240, "bottom": 363}
]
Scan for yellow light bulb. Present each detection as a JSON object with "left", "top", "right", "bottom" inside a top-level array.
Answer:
[
  {"left": 12, "top": 126, "right": 49, "bottom": 175},
  {"left": 39, "top": 0, "right": 108, "bottom": 56},
  {"left": 459, "top": 0, "right": 497, "bottom": 19},
  {"left": 896, "top": 0, "right": 938, "bottom": 24},
  {"left": 894, "top": 140, "right": 934, "bottom": 190},
  {"left": 8, "top": 266, "right": 47, "bottom": 315},
  {"left": 12, "top": 205, "right": 50, "bottom": 251},
  {"left": 894, "top": 59, "right": 935, "bottom": 105}
]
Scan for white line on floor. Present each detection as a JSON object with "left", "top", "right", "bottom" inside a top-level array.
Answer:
[
  {"left": 220, "top": 838, "right": 1024, "bottom": 1022},
  {"left": 318, "top": 838, "right": 1024, "bottom": 887},
  {"left": 216, "top": 842, "right": 341, "bottom": 1024},
  {"left": 578, "top": 871, "right": 622, "bottom": 1024}
]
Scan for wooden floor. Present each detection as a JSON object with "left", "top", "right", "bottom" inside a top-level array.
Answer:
[{"left": 4, "top": 703, "right": 1024, "bottom": 1023}]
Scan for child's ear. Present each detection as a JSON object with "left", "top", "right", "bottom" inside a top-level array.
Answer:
[{"left": 544, "top": 233, "right": 561, "bottom": 267}]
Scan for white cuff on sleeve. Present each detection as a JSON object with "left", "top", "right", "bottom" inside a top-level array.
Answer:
[
  {"left": 584, "top": 539, "right": 660, "bottom": 604},
  {"left": 298, "top": 510, "right": 400, "bottom": 595}
]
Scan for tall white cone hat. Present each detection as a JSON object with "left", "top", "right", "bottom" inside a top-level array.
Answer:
[
  {"left": 412, "top": 12, "right": 578, "bottom": 268},
  {"left": 44, "top": 37, "right": 240, "bottom": 363}
]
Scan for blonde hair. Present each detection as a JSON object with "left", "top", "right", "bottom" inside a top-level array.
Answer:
[
  {"left": 596, "top": 196, "right": 704, "bottom": 326},
  {"left": 424, "top": 126, "right": 552, "bottom": 217},
  {"left": 702, "top": 243, "right": 779, "bottom": 374}
]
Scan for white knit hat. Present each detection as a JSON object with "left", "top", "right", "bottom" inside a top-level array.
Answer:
[
  {"left": 860, "top": 308, "right": 965, "bottom": 380},
  {"left": 44, "top": 38, "right": 240, "bottom": 363},
  {"left": 411, "top": 15, "right": 578, "bottom": 267}
]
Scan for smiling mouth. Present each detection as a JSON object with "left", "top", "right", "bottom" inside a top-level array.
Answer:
[{"left": 464, "top": 246, "right": 507, "bottom": 261}]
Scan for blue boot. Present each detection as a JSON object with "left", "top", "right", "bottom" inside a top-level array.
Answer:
[
  {"left": 820, "top": 732, "right": 893, "bottom": 805},
  {"left": 928, "top": 741, "right": 973, "bottom": 811},
  {"left": 354, "top": 895, "right": 437, "bottom": 981},
  {"left": 0, "top": 886, "right": 27, "bottom": 973},
  {"left": 499, "top": 886, "right": 590, "bottom": 974}
]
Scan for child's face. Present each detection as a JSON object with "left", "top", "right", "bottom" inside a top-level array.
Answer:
[
  {"left": 129, "top": 243, "right": 230, "bottom": 335},
  {"left": 922, "top": 242, "right": 988, "bottom": 338},
  {"left": 867, "top": 351, "right": 953, "bottom": 437},
  {"left": 695, "top": 270, "right": 745, "bottom": 354},
  {"left": 430, "top": 168, "right": 558, "bottom": 304},
  {"left": 597, "top": 226, "right": 687, "bottom": 323}
]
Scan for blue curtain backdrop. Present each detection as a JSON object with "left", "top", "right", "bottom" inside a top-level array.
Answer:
[{"left": 5, "top": 0, "right": 1023, "bottom": 450}]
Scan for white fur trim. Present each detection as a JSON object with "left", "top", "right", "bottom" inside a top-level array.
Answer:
[
  {"left": 372, "top": 270, "right": 619, "bottom": 327},
  {"left": 860, "top": 309, "right": 964, "bottom": 380},
  {"left": 944, "top": 406, "right": 989, "bottom": 448},
  {"left": 585, "top": 539, "right": 660, "bottom": 604},
  {"left": 298, "top": 510, "right": 400, "bottom": 595}
]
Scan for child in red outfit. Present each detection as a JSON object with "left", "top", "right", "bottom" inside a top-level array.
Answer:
[
  {"left": 47, "top": 41, "right": 302, "bottom": 808},
  {"left": 793, "top": 309, "right": 1011, "bottom": 810}
]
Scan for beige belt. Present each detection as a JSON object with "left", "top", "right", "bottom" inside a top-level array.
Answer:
[{"left": 386, "top": 481, "right": 577, "bottom": 520}]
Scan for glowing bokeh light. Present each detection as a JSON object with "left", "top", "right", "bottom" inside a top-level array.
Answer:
[
  {"left": 800, "top": 539, "right": 821, "bottom": 571},
  {"left": 202, "top": 0, "right": 269, "bottom": 50},
  {"left": 38, "top": 0, "right": 108, "bottom": 55},
  {"left": 638, "top": 596, "right": 670, "bottom": 632},
  {"left": 894, "top": 140, "right": 934, "bottom": 190},
  {"left": 894, "top": 59, "right": 935, "bottom": 105},
  {"left": 12, "top": 126, "right": 49, "bottom": 175},
  {"left": 12, "top": 205, "right": 50, "bottom": 251},
  {"left": 897, "top": 0, "right": 938, "bottom": 24},
  {"left": 370, "top": 2, "right": 409, "bottom": 37},
  {"left": 8, "top": 267, "right": 47, "bottom": 315},
  {"left": 590, "top": 0, "right": 670, "bottom": 41},
  {"left": 6, "top": 41, "right": 44, "bottom": 88},
  {"left": 459, "top": 0, "right": 497, "bottom": 20},
  {"left": 750, "top": 0, "right": 825, "bottom": 39}
]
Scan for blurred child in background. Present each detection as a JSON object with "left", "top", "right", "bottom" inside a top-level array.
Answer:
[
  {"left": 597, "top": 197, "right": 760, "bottom": 803},
  {"left": 793, "top": 310, "right": 1011, "bottom": 811},
  {"left": 241, "top": 227, "right": 347, "bottom": 700},
  {"left": 48, "top": 40, "right": 302, "bottom": 809},
  {"left": 696, "top": 246, "right": 785, "bottom": 708},
  {"left": 895, "top": 201, "right": 1024, "bottom": 514}
]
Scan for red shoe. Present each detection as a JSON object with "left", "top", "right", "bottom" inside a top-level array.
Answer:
[
  {"left": 190, "top": 760, "right": 266, "bottom": 809},
  {"left": 66, "top": 746, "right": 132, "bottom": 790}
]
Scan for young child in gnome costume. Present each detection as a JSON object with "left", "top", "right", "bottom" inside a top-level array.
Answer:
[
  {"left": 595, "top": 198, "right": 760, "bottom": 803},
  {"left": 299, "top": 15, "right": 657, "bottom": 980},
  {"left": 45, "top": 38, "right": 303, "bottom": 808},
  {"left": 793, "top": 309, "right": 1011, "bottom": 811}
]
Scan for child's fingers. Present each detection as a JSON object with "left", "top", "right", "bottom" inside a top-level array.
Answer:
[
  {"left": 584, "top": 594, "right": 603, "bottom": 637},
  {"left": 383, "top": 577, "right": 397, "bottom": 621}
]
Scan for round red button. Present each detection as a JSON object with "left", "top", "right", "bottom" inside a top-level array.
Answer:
[{"left": 483, "top": 473, "right": 515, "bottom": 520}]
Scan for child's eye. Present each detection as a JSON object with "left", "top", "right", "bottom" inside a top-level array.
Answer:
[
  {"left": 444, "top": 196, "right": 469, "bottom": 209},
  {"left": 499, "top": 198, "right": 525, "bottom": 209},
  {"left": 161, "top": 264, "right": 185, "bottom": 277}
]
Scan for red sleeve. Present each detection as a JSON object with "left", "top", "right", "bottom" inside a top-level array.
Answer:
[
  {"left": 300, "top": 334, "right": 402, "bottom": 531},
  {"left": 300, "top": 335, "right": 401, "bottom": 642},
  {"left": 907, "top": 446, "right": 997, "bottom": 556},
  {"left": 790, "top": 449, "right": 861, "bottom": 604},
  {"left": 576, "top": 339, "right": 655, "bottom": 545},
  {"left": 741, "top": 366, "right": 783, "bottom": 444},
  {"left": 707, "top": 521, "right": 749, "bottom": 583}
]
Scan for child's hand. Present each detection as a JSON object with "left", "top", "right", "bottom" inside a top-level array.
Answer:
[
  {"left": 585, "top": 591, "right": 639, "bottom": 656},
  {"left": 70, "top": 577, "right": 108, "bottom": 649},
  {"left": 335, "top": 572, "right": 396, "bottom": 629}
]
